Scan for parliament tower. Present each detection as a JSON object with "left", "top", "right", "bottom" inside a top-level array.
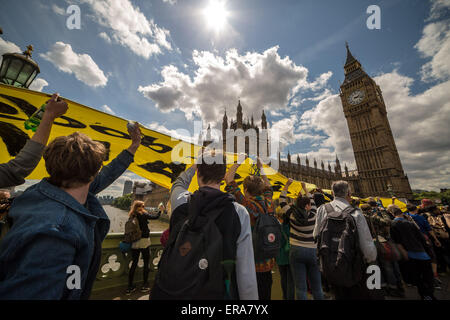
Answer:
[{"left": 339, "top": 43, "right": 412, "bottom": 198}]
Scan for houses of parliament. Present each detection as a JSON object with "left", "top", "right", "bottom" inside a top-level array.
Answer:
[{"left": 210, "top": 44, "right": 413, "bottom": 199}]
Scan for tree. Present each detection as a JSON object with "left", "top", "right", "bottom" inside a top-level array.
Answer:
[{"left": 112, "top": 193, "right": 132, "bottom": 211}]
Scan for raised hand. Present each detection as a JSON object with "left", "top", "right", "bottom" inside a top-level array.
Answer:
[
  {"left": 283, "top": 178, "right": 293, "bottom": 191},
  {"left": 127, "top": 121, "right": 142, "bottom": 155},
  {"left": 224, "top": 163, "right": 240, "bottom": 184},
  {"left": 43, "top": 93, "right": 68, "bottom": 120}
]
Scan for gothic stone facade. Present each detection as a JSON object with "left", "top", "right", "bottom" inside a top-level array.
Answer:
[{"left": 340, "top": 43, "right": 412, "bottom": 198}]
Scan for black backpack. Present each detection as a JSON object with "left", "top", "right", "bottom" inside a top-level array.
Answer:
[
  {"left": 152, "top": 196, "right": 225, "bottom": 300},
  {"left": 252, "top": 202, "right": 282, "bottom": 261},
  {"left": 317, "top": 203, "right": 365, "bottom": 287}
]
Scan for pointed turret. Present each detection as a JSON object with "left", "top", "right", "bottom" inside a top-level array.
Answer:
[
  {"left": 222, "top": 109, "right": 228, "bottom": 130},
  {"left": 261, "top": 110, "right": 267, "bottom": 129},
  {"left": 343, "top": 42, "right": 363, "bottom": 77},
  {"left": 237, "top": 100, "right": 243, "bottom": 128},
  {"left": 345, "top": 42, "right": 357, "bottom": 66},
  {"left": 335, "top": 154, "right": 342, "bottom": 174},
  {"left": 297, "top": 154, "right": 300, "bottom": 166}
]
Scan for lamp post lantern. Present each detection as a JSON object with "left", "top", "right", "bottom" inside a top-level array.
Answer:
[{"left": 0, "top": 44, "right": 40, "bottom": 88}]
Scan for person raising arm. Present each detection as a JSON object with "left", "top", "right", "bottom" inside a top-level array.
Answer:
[{"left": 0, "top": 93, "right": 68, "bottom": 188}]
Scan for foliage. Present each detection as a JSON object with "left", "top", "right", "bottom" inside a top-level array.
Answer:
[
  {"left": 413, "top": 190, "right": 450, "bottom": 206},
  {"left": 112, "top": 193, "right": 132, "bottom": 211}
]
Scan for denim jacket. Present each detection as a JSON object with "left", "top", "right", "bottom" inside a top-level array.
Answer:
[{"left": 0, "top": 150, "right": 134, "bottom": 300}]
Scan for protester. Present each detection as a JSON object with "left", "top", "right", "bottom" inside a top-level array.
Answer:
[
  {"left": 224, "top": 157, "right": 276, "bottom": 300},
  {"left": 274, "top": 204, "right": 294, "bottom": 300},
  {"left": 280, "top": 178, "right": 323, "bottom": 300},
  {"left": 0, "top": 93, "right": 68, "bottom": 189},
  {"left": 424, "top": 205, "right": 450, "bottom": 276},
  {"left": 0, "top": 190, "right": 11, "bottom": 241},
  {"left": 361, "top": 204, "right": 405, "bottom": 297},
  {"left": 0, "top": 123, "right": 142, "bottom": 299},
  {"left": 412, "top": 202, "right": 443, "bottom": 288},
  {"left": 390, "top": 207, "right": 436, "bottom": 300},
  {"left": 314, "top": 180, "right": 377, "bottom": 300},
  {"left": 151, "top": 150, "right": 258, "bottom": 300},
  {"left": 126, "top": 200, "right": 161, "bottom": 295}
]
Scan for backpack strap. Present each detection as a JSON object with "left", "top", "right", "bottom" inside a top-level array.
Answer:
[{"left": 324, "top": 203, "right": 334, "bottom": 214}]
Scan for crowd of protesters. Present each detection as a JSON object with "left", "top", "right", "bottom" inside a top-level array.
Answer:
[{"left": 0, "top": 94, "right": 449, "bottom": 300}]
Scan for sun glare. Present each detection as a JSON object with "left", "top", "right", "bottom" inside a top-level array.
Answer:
[{"left": 203, "top": 0, "right": 229, "bottom": 32}]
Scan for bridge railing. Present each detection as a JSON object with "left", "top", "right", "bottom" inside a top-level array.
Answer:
[
  {"left": 93, "top": 231, "right": 283, "bottom": 299},
  {"left": 92, "top": 231, "right": 164, "bottom": 292}
]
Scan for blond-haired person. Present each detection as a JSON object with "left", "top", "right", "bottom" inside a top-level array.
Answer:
[
  {"left": 126, "top": 200, "right": 160, "bottom": 295},
  {"left": 0, "top": 124, "right": 141, "bottom": 300}
]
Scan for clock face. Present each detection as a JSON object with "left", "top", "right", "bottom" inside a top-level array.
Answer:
[{"left": 348, "top": 89, "right": 365, "bottom": 105}]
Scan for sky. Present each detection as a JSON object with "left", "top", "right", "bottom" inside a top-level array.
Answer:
[{"left": 0, "top": 0, "right": 449, "bottom": 196}]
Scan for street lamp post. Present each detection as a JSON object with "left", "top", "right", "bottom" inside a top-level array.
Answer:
[{"left": 0, "top": 44, "right": 40, "bottom": 88}]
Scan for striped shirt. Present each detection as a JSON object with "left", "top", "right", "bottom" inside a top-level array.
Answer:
[{"left": 279, "top": 190, "right": 317, "bottom": 249}]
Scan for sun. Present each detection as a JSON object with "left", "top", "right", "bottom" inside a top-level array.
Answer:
[{"left": 203, "top": 0, "right": 229, "bottom": 32}]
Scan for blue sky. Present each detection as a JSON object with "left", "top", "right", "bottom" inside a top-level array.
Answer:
[{"left": 1, "top": 0, "right": 449, "bottom": 195}]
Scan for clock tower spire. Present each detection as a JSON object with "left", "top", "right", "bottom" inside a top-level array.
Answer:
[{"left": 339, "top": 43, "right": 412, "bottom": 198}]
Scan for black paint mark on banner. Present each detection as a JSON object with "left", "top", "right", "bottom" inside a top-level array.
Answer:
[
  {"left": 138, "top": 161, "right": 186, "bottom": 183},
  {"left": 0, "top": 101, "right": 25, "bottom": 121},
  {"left": 140, "top": 135, "right": 172, "bottom": 154},
  {"left": 0, "top": 94, "right": 37, "bottom": 117},
  {"left": 0, "top": 95, "right": 86, "bottom": 128},
  {"left": 90, "top": 125, "right": 130, "bottom": 139},
  {"left": 0, "top": 102, "right": 19, "bottom": 115},
  {"left": 90, "top": 125, "right": 173, "bottom": 154},
  {"left": 0, "top": 121, "right": 29, "bottom": 156},
  {"left": 271, "top": 181, "right": 285, "bottom": 192},
  {"left": 54, "top": 116, "right": 86, "bottom": 129}
]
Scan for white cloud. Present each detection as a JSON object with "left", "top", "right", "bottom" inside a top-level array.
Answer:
[
  {"left": 82, "top": 0, "right": 172, "bottom": 59},
  {"left": 162, "top": 0, "right": 177, "bottom": 4},
  {"left": 139, "top": 46, "right": 332, "bottom": 124},
  {"left": 52, "top": 4, "right": 66, "bottom": 16},
  {"left": 100, "top": 104, "right": 116, "bottom": 115},
  {"left": 40, "top": 41, "right": 108, "bottom": 87},
  {"left": 0, "top": 37, "right": 21, "bottom": 64},
  {"left": 98, "top": 32, "right": 112, "bottom": 43},
  {"left": 29, "top": 78, "right": 49, "bottom": 92},
  {"left": 147, "top": 122, "right": 197, "bottom": 144},
  {"left": 299, "top": 94, "right": 354, "bottom": 166},
  {"left": 415, "top": 0, "right": 450, "bottom": 81}
]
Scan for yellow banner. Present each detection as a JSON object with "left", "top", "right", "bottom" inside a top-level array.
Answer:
[{"left": 0, "top": 84, "right": 308, "bottom": 198}]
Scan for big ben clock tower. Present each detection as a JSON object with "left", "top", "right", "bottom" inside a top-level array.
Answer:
[{"left": 339, "top": 43, "right": 412, "bottom": 198}]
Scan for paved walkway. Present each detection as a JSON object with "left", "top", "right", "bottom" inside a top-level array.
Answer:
[{"left": 90, "top": 268, "right": 450, "bottom": 300}]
